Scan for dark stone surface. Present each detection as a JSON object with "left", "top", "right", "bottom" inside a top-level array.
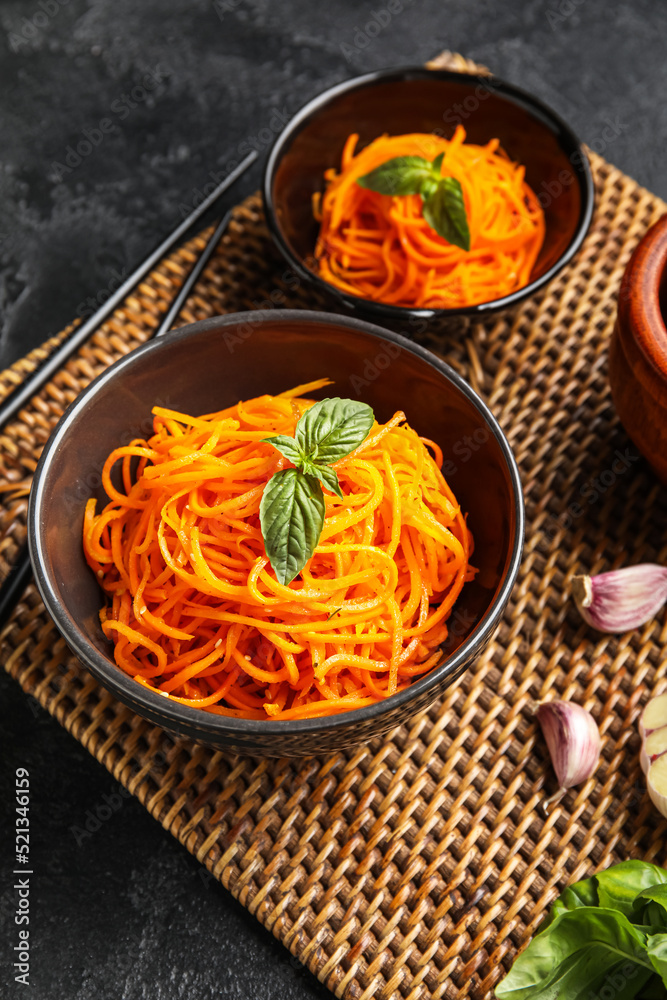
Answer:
[{"left": 1, "top": 1, "right": 665, "bottom": 997}]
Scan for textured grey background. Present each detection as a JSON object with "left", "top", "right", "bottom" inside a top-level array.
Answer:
[{"left": 1, "top": 1, "right": 665, "bottom": 997}]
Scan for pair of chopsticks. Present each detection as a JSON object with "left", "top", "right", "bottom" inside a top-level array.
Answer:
[{"left": 0, "top": 149, "right": 258, "bottom": 630}]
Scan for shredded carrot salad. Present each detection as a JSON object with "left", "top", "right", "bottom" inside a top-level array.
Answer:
[
  {"left": 313, "top": 126, "right": 546, "bottom": 309},
  {"left": 82, "top": 380, "right": 475, "bottom": 720}
]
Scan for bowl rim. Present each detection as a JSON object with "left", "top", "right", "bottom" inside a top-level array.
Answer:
[
  {"left": 263, "top": 65, "right": 595, "bottom": 319},
  {"left": 29, "top": 308, "right": 525, "bottom": 737}
]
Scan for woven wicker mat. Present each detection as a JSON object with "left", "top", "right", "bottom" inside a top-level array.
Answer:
[{"left": 3, "top": 51, "right": 667, "bottom": 1000}]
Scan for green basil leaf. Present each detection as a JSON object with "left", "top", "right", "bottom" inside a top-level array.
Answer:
[
  {"left": 261, "top": 434, "right": 303, "bottom": 466},
  {"left": 431, "top": 151, "right": 445, "bottom": 176},
  {"left": 423, "top": 177, "right": 471, "bottom": 251},
  {"left": 542, "top": 877, "right": 598, "bottom": 929},
  {"left": 596, "top": 862, "right": 667, "bottom": 918},
  {"left": 498, "top": 950, "right": 653, "bottom": 1000},
  {"left": 633, "top": 886, "right": 667, "bottom": 930},
  {"left": 634, "top": 886, "right": 667, "bottom": 908},
  {"left": 357, "top": 155, "right": 435, "bottom": 196},
  {"left": 295, "top": 397, "right": 374, "bottom": 466},
  {"left": 640, "top": 902, "right": 667, "bottom": 932},
  {"left": 646, "top": 933, "right": 667, "bottom": 988},
  {"left": 496, "top": 908, "right": 653, "bottom": 1000},
  {"left": 441, "top": 177, "right": 470, "bottom": 248},
  {"left": 419, "top": 177, "right": 439, "bottom": 201},
  {"left": 306, "top": 461, "right": 343, "bottom": 499},
  {"left": 259, "top": 469, "right": 324, "bottom": 585}
]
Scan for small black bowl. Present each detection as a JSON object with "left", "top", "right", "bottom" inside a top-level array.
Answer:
[
  {"left": 29, "top": 310, "right": 524, "bottom": 756},
  {"left": 263, "top": 67, "right": 594, "bottom": 323}
]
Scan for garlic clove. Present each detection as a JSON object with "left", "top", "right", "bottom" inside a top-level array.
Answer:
[
  {"left": 572, "top": 563, "right": 667, "bottom": 634},
  {"left": 536, "top": 700, "right": 601, "bottom": 810},
  {"left": 640, "top": 693, "right": 667, "bottom": 740},
  {"left": 640, "top": 726, "right": 667, "bottom": 775},
  {"left": 639, "top": 695, "right": 667, "bottom": 815},
  {"left": 647, "top": 754, "right": 667, "bottom": 818}
]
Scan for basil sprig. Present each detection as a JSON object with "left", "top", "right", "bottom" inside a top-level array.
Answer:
[
  {"left": 259, "top": 397, "right": 374, "bottom": 585},
  {"left": 357, "top": 150, "right": 470, "bottom": 251},
  {"left": 496, "top": 860, "right": 667, "bottom": 1000}
]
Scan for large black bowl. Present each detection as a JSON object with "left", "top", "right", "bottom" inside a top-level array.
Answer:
[
  {"left": 264, "top": 67, "right": 594, "bottom": 323},
  {"left": 29, "top": 310, "right": 524, "bottom": 756}
]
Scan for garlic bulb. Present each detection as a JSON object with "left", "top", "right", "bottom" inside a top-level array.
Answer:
[
  {"left": 572, "top": 564, "right": 667, "bottom": 633},
  {"left": 536, "top": 701, "right": 601, "bottom": 810},
  {"left": 639, "top": 696, "right": 667, "bottom": 817},
  {"left": 640, "top": 693, "right": 667, "bottom": 741},
  {"left": 648, "top": 756, "right": 667, "bottom": 818}
]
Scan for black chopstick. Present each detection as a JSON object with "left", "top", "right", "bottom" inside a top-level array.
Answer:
[
  {"left": 0, "top": 150, "right": 257, "bottom": 431},
  {"left": 153, "top": 208, "right": 234, "bottom": 339},
  {"left": 0, "top": 160, "right": 255, "bottom": 630},
  {"left": 0, "top": 556, "right": 33, "bottom": 632}
]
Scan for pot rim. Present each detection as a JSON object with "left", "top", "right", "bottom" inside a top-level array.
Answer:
[{"left": 620, "top": 214, "right": 667, "bottom": 381}]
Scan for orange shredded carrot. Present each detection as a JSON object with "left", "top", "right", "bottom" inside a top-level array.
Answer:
[
  {"left": 82, "top": 379, "right": 475, "bottom": 720},
  {"left": 312, "top": 126, "right": 545, "bottom": 309}
]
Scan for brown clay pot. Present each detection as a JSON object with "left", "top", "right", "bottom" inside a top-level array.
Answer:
[{"left": 610, "top": 214, "right": 667, "bottom": 484}]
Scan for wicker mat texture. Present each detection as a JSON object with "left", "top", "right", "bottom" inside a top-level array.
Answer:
[{"left": 2, "top": 52, "right": 667, "bottom": 1000}]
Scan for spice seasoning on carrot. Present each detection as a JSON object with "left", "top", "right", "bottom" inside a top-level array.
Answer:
[
  {"left": 83, "top": 379, "right": 475, "bottom": 720},
  {"left": 312, "top": 126, "right": 545, "bottom": 309}
]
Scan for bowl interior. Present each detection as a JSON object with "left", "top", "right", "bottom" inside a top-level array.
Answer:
[
  {"left": 31, "top": 312, "right": 521, "bottom": 740},
  {"left": 267, "top": 70, "right": 589, "bottom": 307}
]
